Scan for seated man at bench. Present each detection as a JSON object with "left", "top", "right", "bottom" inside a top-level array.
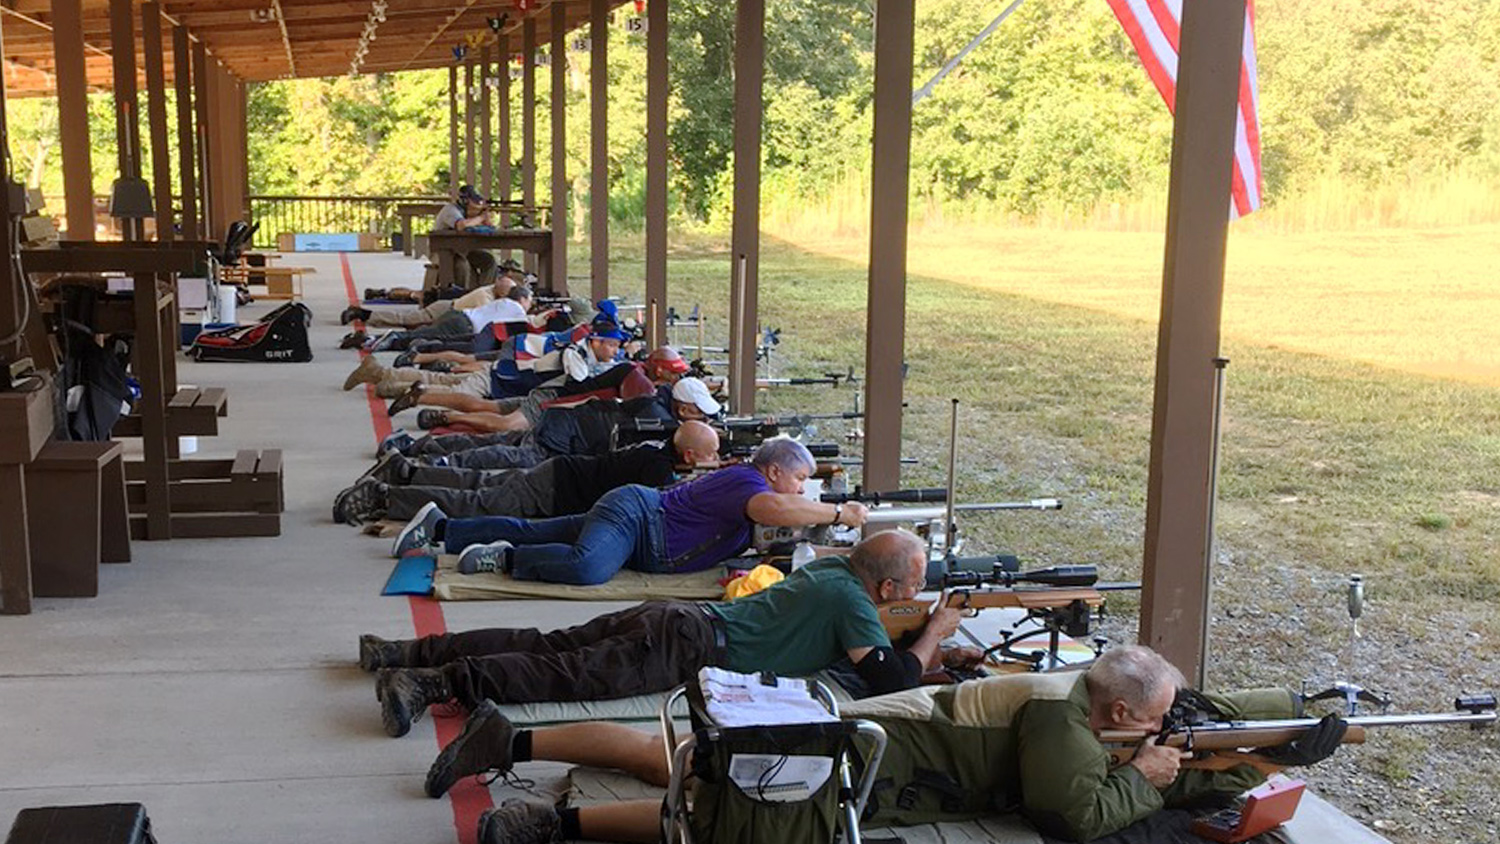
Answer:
[
  {"left": 420, "top": 645, "right": 1343, "bottom": 844},
  {"left": 331, "top": 420, "right": 721, "bottom": 524},
  {"left": 362, "top": 529, "right": 961, "bottom": 738}
]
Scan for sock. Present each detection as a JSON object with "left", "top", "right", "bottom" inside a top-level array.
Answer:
[
  {"left": 432, "top": 520, "right": 446, "bottom": 542},
  {"left": 357, "top": 308, "right": 372, "bottom": 321},
  {"left": 501, "top": 546, "right": 515, "bottom": 574},
  {"left": 557, "top": 807, "right": 582, "bottom": 841},
  {"left": 512, "top": 729, "right": 533, "bottom": 763}
]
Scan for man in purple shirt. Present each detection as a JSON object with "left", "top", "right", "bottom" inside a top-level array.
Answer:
[{"left": 390, "top": 437, "right": 869, "bottom": 585}]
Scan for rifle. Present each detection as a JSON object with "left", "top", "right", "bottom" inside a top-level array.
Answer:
[
  {"left": 862, "top": 499, "right": 1063, "bottom": 525},
  {"left": 1098, "top": 693, "right": 1497, "bottom": 774},
  {"left": 821, "top": 487, "right": 948, "bottom": 504},
  {"left": 879, "top": 564, "right": 1134, "bottom": 638}
]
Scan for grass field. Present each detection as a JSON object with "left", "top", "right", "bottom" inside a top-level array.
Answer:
[{"left": 587, "top": 221, "right": 1500, "bottom": 840}]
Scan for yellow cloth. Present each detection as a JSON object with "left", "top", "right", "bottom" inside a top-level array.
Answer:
[{"left": 722, "top": 564, "right": 785, "bottom": 600}]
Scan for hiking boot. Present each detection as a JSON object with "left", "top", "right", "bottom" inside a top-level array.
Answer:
[
  {"left": 457, "top": 541, "right": 513, "bottom": 575},
  {"left": 343, "top": 355, "right": 385, "bottom": 391},
  {"left": 358, "top": 633, "right": 420, "bottom": 672},
  {"left": 426, "top": 700, "right": 517, "bottom": 798},
  {"left": 477, "top": 801, "right": 562, "bottom": 844},
  {"left": 364, "top": 288, "right": 387, "bottom": 301},
  {"left": 387, "top": 382, "right": 425, "bottom": 416},
  {"left": 417, "top": 409, "right": 451, "bottom": 430},
  {"left": 367, "top": 451, "right": 415, "bottom": 486},
  {"left": 339, "top": 330, "right": 368, "bottom": 350},
  {"left": 377, "top": 429, "right": 417, "bottom": 458},
  {"left": 375, "top": 667, "right": 452, "bottom": 738},
  {"left": 392, "top": 349, "right": 420, "bottom": 369},
  {"left": 393, "top": 501, "right": 447, "bottom": 558},
  {"left": 332, "top": 477, "right": 388, "bottom": 524},
  {"left": 340, "top": 305, "right": 371, "bottom": 325}
]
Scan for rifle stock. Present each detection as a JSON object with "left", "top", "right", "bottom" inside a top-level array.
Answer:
[{"left": 880, "top": 586, "right": 1105, "bottom": 640}]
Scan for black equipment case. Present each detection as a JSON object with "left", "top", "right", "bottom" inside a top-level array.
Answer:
[
  {"left": 189, "top": 302, "right": 313, "bottom": 363},
  {"left": 6, "top": 803, "right": 159, "bottom": 844}
]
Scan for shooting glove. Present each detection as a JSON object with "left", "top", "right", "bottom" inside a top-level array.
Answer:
[{"left": 1257, "top": 713, "right": 1348, "bottom": 766}]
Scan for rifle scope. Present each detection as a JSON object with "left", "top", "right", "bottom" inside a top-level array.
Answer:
[
  {"left": 822, "top": 487, "right": 948, "bottom": 504},
  {"left": 944, "top": 564, "right": 1099, "bottom": 589}
]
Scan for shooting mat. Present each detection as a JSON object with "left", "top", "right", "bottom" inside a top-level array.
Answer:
[{"left": 430, "top": 554, "right": 728, "bottom": 601}]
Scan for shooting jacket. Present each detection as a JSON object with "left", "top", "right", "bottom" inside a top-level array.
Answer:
[{"left": 842, "top": 672, "right": 1298, "bottom": 842}]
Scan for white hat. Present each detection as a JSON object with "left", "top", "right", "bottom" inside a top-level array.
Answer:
[{"left": 671, "top": 377, "right": 722, "bottom": 416}]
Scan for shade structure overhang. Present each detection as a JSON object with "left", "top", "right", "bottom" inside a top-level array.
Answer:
[{"left": 0, "top": 0, "right": 631, "bottom": 96}]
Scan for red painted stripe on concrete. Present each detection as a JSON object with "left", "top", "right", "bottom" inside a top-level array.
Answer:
[{"left": 339, "top": 252, "right": 491, "bottom": 844}]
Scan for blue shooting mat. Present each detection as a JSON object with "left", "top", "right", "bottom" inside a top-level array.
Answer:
[{"left": 383, "top": 555, "right": 437, "bottom": 596}]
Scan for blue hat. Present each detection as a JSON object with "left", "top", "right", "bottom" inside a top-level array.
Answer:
[
  {"left": 590, "top": 326, "right": 630, "bottom": 343},
  {"left": 592, "top": 300, "right": 620, "bottom": 324}
]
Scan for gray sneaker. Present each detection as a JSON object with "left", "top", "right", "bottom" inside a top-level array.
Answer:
[
  {"left": 377, "top": 429, "right": 417, "bottom": 458},
  {"left": 367, "top": 452, "right": 415, "bottom": 486},
  {"left": 392, "top": 501, "right": 447, "bottom": 558},
  {"left": 477, "top": 801, "right": 562, "bottom": 844},
  {"left": 426, "top": 700, "right": 516, "bottom": 798},
  {"left": 333, "top": 477, "right": 388, "bottom": 525},
  {"left": 457, "top": 541, "right": 513, "bottom": 575}
]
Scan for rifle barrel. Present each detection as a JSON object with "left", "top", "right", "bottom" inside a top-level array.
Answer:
[{"left": 865, "top": 500, "right": 1062, "bottom": 523}]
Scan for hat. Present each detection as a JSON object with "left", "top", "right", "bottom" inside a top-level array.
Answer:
[
  {"left": 458, "top": 184, "right": 487, "bottom": 204},
  {"left": 590, "top": 326, "right": 630, "bottom": 343},
  {"left": 592, "top": 299, "right": 620, "bottom": 325},
  {"left": 672, "top": 377, "right": 721, "bottom": 416},
  {"left": 499, "top": 258, "right": 523, "bottom": 272},
  {"left": 647, "top": 346, "right": 689, "bottom": 374}
]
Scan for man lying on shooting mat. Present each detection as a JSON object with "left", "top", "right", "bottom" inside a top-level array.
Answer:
[
  {"left": 417, "top": 645, "right": 1354, "bottom": 844},
  {"left": 359, "top": 529, "right": 967, "bottom": 738}
]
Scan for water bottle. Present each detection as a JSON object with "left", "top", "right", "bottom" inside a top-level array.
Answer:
[{"left": 791, "top": 540, "right": 816, "bottom": 571}]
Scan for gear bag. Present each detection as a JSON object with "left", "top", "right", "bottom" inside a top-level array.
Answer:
[{"left": 190, "top": 302, "right": 313, "bottom": 363}]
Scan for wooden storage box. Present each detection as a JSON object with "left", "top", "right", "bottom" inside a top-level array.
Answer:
[{"left": 0, "top": 379, "right": 54, "bottom": 464}]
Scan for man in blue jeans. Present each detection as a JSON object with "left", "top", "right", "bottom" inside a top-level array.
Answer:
[{"left": 389, "top": 437, "right": 869, "bottom": 585}]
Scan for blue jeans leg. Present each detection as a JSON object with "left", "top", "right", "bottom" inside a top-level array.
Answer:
[
  {"left": 510, "top": 486, "right": 662, "bottom": 585},
  {"left": 444, "top": 513, "right": 587, "bottom": 554}
]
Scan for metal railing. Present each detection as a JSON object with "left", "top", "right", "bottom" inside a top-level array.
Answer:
[
  {"left": 246, "top": 195, "right": 448, "bottom": 249},
  {"left": 246, "top": 195, "right": 556, "bottom": 250}
]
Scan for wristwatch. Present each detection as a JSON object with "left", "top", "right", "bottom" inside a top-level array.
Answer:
[{"left": 831, "top": 504, "right": 844, "bottom": 526}]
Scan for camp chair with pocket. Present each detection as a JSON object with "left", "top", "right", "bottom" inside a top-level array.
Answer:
[{"left": 658, "top": 670, "right": 888, "bottom": 844}]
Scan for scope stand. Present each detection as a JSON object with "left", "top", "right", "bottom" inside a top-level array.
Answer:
[
  {"left": 984, "top": 599, "right": 1096, "bottom": 672},
  {"left": 1301, "top": 681, "right": 1392, "bottom": 716}
]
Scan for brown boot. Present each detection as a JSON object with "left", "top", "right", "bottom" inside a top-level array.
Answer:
[
  {"left": 343, "top": 355, "right": 385, "bottom": 391},
  {"left": 425, "top": 700, "right": 517, "bottom": 798},
  {"left": 375, "top": 667, "right": 453, "bottom": 738},
  {"left": 357, "top": 634, "right": 420, "bottom": 672}
]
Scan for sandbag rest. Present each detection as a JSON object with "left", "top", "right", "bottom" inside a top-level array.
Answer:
[
  {"left": 111, "top": 386, "right": 228, "bottom": 438},
  {"left": 124, "top": 448, "right": 284, "bottom": 539}
]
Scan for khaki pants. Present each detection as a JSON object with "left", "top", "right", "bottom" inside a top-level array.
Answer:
[{"left": 366, "top": 299, "right": 455, "bottom": 328}]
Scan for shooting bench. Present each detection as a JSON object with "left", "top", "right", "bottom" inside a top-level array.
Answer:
[
  {"left": 20, "top": 243, "right": 285, "bottom": 543},
  {"left": 428, "top": 228, "right": 553, "bottom": 291},
  {"left": 395, "top": 202, "right": 447, "bottom": 257}
]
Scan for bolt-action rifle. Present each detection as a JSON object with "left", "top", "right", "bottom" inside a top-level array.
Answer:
[
  {"left": 1099, "top": 693, "right": 1497, "bottom": 774},
  {"left": 879, "top": 564, "right": 1135, "bottom": 641}
]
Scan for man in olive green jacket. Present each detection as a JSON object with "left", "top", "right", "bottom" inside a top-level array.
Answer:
[{"left": 418, "top": 645, "right": 1341, "bottom": 844}]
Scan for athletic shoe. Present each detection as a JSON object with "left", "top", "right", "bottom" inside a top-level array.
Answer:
[
  {"left": 377, "top": 429, "right": 416, "bottom": 457},
  {"left": 416, "top": 409, "right": 450, "bottom": 430},
  {"left": 426, "top": 700, "right": 516, "bottom": 798},
  {"left": 343, "top": 355, "right": 384, "bottom": 391},
  {"left": 364, "top": 288, "right": 387, "bottom": 300},
  {"left": 392, "top": 501, "right": 447, "bottom": 558},
  {"left": 392, "top": 349, "right": 420, "bottom": 369},
  {"left": 367, "top": 451, "right": 415, "bottom": 486},
  {"left": 387, "top": 383, "right": 425, "bottom": 416},
  {"left": 358, "top": 633, "right": 418, "bottom": 672},
  {"left": 457, "top": 541, "right": 513, "bottom": 575},
  {"left": 332, "top": 477, "right": 388, "bottom": 524},
  {"left": 339, "top": 330, "right": 368, "bottom": 350},
  {"left": 476, "top": 801, "right": 563, "bottom": 844},
  {"left": 340, "top": 305, "right": 371, "bottom": 325},
  {"left": 370, "top": 331, "right": 401, "bottom": 353},
  {"left": 375, "top": 667, "right": 452, "bottom": 738}
]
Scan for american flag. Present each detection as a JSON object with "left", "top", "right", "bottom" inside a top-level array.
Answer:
[{"left": 1105, "top": 0, "right": 1263, "bottom": 219}]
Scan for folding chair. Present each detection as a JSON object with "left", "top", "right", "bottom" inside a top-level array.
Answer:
[{"left": 658, "top": 672, "right": 888, "bottom": 844}]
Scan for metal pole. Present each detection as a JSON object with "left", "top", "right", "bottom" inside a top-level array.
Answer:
[
  {"left": 944, "top": 398, "right": 959, "bottom": 553},
  {"left": 1199, "top": 356, "right": 1229, "bottom": 689}
]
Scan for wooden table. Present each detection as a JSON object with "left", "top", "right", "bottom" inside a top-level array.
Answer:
[
  {"left": 428, "top": 228, "right": 553, "bottom": 291},
  {"left": 396, "top": 203, "right": 448, "bottom": 257}
]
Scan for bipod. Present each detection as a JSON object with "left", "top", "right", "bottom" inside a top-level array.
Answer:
[{"left": 1301, "top": 681, "right": 1392, "bottom": 716}]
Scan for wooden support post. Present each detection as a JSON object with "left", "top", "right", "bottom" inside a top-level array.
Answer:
[
  {"left": 481, "top": 45, "right": 493, "bottom": 199},
  {"left": 497, "top": 34, "right": 512, "bottom": 209},
  {"left": 52, "top": 0, "right": 94, "bottom": 241},
  {"left": 448, "top": 64, "right": 459, "bottom": 196},
  {"left": 522, "top": 18, "right": 537, "bottom": 274},
  {"left": 142, "top": 2, "right": 172, "bottom": 242},
  {"left": 645, "top": 0, "right": 669, "bottom": 348},
  {"left": 550, "top": 0, "right": 568, "bottom": 293},
  {"left": 204, "top": 59, "right": 223, "bottom": 239},
  {"left": 174, "top": 25, "right": 198, "bottom": 241},
  {"left": 1139, "top": 0, "right": 1248, "bottom": 685},
  {"left": 236, "top": 79, "right": 249, "bottom": 224},
  {"left": 863, "top": 0, "right": 916, "bottom": 496},
  {"left": 590, "top": 0, "right": 609, "bottom": 302},
  {"left": 192, "top": 39, "right": 212, "bottom": 239},
  {"left": 464, "top": 57, "right": 476, "bottom": 188},
  {"left": 729, "top": 0, "right": 765, "bottom": 413},
  {"left": 109, "top": 0, "right": 143, "bottom": 242},
  {"left": 133, "top": 269, "right": 171, "bottom": 540},
  {"left": 0, "top": 465, "right": 31, "bottom": 614}
]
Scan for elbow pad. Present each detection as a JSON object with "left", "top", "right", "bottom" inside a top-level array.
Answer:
[{"left": 855, "top": 646, "right": 924, "bottom": 695}]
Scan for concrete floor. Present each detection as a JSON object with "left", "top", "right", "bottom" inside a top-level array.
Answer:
[
  {"left": 0, "top": 251, "right": 1388, "bottom": 844},
  {"left": 0, "top": 252, "right": 614, "bottom": 844}
]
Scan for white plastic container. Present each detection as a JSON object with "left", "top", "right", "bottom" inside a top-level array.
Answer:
[{"left": 217, "top": 286, "right": 238, "bottom": 325}]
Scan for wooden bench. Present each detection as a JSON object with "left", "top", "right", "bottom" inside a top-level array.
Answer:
[
  {"left": 113, "top": 386, "right": 228, "bottom": 437},
  {"left": 25, "top": 440, "right": 131, "bottom": 599},
  {"left": 124, "top": 448, "right": 284, "bottom": 538}
]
